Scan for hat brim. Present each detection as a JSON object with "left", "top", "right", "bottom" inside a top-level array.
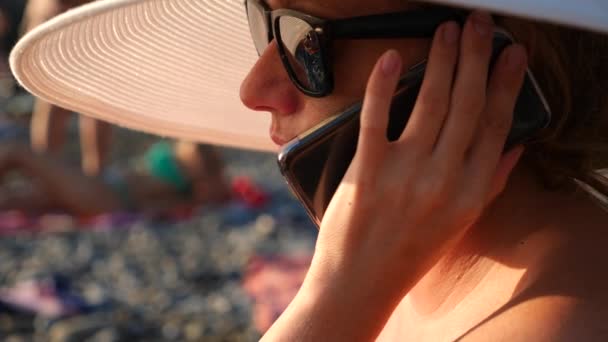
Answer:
[
  {"left": 11, "top": 0, "right": 274, "bottom": 151},
  {"left": 429, "top": 0, "right": 608, "bottom": 35},
  {"left": 9, "top": 0, "right": 608, "bottom": 152}
]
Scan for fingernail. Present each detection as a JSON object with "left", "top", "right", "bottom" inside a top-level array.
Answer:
[
  {"left": 381, "top": 50, "right": 401, "bottom": 75},
  {"left": 507, "top": 45, "right": 527, "bottom": 71},
  {"left": 472, "top": 11, "right": 492, "bottom": 36},
  {"left": 443, "top": 21, "right": 460, "bottom": 45}
]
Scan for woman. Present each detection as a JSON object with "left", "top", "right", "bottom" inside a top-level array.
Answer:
[
  {"left": 9, "top": 0, "right": 608, "bottom": 340},
  {"left": 240, "top": 2, "right": 608, "bottom": 340}
]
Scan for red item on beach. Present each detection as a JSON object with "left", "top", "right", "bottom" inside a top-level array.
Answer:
[{"left": 231, "top": 176, "right": 269, "bottom": 208}]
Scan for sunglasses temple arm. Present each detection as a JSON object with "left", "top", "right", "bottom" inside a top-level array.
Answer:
[{"left": 330, "top": 10, "right": 467, "bottom": 39}]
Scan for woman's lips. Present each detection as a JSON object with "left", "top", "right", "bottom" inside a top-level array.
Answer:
[{"left": 270, "top": 132, "right": 289, "bottom": 146}]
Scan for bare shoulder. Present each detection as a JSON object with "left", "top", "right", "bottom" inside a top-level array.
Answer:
[
  {"left": 462, "top": 207, "right": 608, "bottom": 341},
  {"left": 459, "top": 294, "right": 608, "bottom": 341}
]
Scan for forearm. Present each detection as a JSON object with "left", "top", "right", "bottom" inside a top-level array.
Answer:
[{"left": 261, "top": 268, "right": 406, "bottom": 342}]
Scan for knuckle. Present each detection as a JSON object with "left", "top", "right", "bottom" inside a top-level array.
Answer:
[
  {"left": 469, "top": 95, "right": 486, "bottom": 115},
  {"left": 359, "top": 122, "right": 386, "bottom": 137},
  {"left": 416, "top": 91, "right": 447, "bottom": 116},
  {"left": 462, "top": 39, "right": 489, "bottom": 61},
  {"left": 471, "top": 39, "right": 492, "bottom": 57},
  {"left": 496, "top": 48, "right": 527, "bottom": 82},
  {"left": 482, "top": 111, "right": 512, "bottom": 136},
  {"left": 366, "top": 81, "right": 390, "bottom": 100},
  {"left": 365, "top": 88, "right": 386, "bottom": 104},
  {"left": 434, "top": 38, "right": 459, "bottom": 60},
  {"left": 455, "top": 95, "right": 486, "bottom": 118},
  {"left": 351, "top": 181, "right": 382, "bottom": 213},
  {"left": 414, "top": 177, "right": 450, "bottom": 209},
  {"left": 465, "top": 24, "right": 493, "bottom": 55},
  {"left": 367, "top": 76, "right": 396, "bottom": 99},
  {"left": 376, "top": 173, "right": 403, "bottom": 197},
  {"left": 492, "top": 68, "right": 522, "bottom": 92}
]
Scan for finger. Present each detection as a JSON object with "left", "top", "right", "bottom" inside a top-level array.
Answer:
[
  {"left": 435, "top": 11, "right": 494, "bottom": 163},
  {"left": 467, "top": 44, "right": 528, "bottom": 195},
  {"left": 356, "top": 49, "right": 403, "bottom": 166},
  {"left": 400, "top": 21, "right": 460, "bottom": 151}
]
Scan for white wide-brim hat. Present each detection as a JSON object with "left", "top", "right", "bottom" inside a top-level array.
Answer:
[{"left": 9, "top": 0, "right": 608, "bottom": 152}]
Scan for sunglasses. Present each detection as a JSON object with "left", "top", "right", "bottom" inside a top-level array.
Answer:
[{"left": 245, "top": 0, "right": 467, "bottom": 97}]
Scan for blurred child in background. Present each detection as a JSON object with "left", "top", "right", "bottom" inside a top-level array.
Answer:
[
  {"left": 0, "top": 141, "right": 232, "bottom": 216},
  {"left": 1, "top": 1, "right": 26, "bottom": 94},
  {"left": 22, "top": 0, "right": 111, "bottom": 176}
]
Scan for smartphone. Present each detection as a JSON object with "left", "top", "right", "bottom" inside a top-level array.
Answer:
[{"left": 278, "top": 29, "right": 552, "bottom": 227}]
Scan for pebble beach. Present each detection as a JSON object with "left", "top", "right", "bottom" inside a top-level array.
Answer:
[{"left": 0, "top": 144, "right": 318, "bottom": 341}]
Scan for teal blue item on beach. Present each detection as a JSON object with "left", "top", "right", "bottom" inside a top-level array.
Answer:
[{"left": 144, "top": 141, "right": 192, "bottom": 197}]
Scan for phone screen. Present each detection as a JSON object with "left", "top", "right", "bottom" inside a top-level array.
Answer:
[{"left": 278, "top": 30, "right": 551, "bottom": 227}]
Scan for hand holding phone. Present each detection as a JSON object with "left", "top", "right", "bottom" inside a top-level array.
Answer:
[
  {"left": 278, "top": 18, "right": 535, "bottom": 328},
  {"left": 279, "top": 29, "right": 550, "bottom": 227}
]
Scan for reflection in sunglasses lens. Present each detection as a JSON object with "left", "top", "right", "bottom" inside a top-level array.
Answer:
[{"left": 278, "top": 16, "right": 327, "bottom": 93}]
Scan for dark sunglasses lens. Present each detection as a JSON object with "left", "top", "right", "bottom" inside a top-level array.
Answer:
[
  {"left": 246, "top": 0, "right": 269, "bottom": 56},
  {"left": 278, "top": 16, "right": 328, "bottom": 94}
]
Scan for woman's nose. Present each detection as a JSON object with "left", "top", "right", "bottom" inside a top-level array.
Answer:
[{"left": 240, "top": 42, "right": 300, "bottom": 115}]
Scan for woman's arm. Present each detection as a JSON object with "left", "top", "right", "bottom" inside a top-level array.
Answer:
[{"left": 261, "top": 258, "right": 419, "bottom": 341}]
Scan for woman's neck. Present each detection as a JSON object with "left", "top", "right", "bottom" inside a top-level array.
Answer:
[{"left": 406, "top": 163, "right": 583, "bottom": 318}]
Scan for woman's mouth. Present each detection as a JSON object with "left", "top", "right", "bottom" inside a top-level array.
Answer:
[{"left": 270, "top": 132, "right": 289, "bottom": 146}]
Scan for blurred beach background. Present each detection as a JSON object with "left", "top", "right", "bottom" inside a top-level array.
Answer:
[{"left": 0, "top": 1, "right": 317, "bottom": 340}]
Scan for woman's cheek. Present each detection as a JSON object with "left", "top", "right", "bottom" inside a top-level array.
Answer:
[{"left": 332, "top": 41, "right": 381, "bottom": 97}]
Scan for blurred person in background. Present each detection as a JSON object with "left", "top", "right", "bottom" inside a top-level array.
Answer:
[
  {"left": 0, "top": 0, "right": 26, "bottom": 62},
  {"left": 23, "top": 0, "right": 111, "bottom": 176},
  {"left": 0, "top": 140, "right": 232, "bottom": 216},
  {"left": 0, "top": 0, "right": 26, "bottom": 96},
  {"left": 0, "top": 8, "right": 10, "bottom": 83},
  {"left": 0, "top": 0, "right": 30, "bottom": 145}
]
